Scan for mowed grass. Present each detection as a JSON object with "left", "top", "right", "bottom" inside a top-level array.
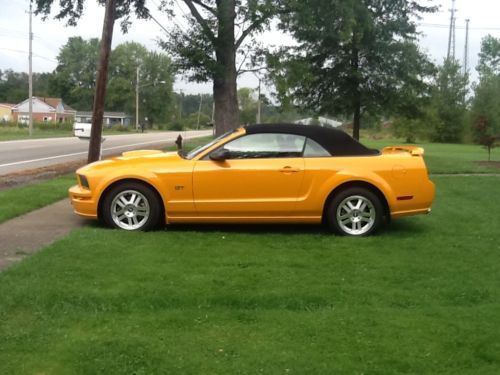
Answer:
[
  {"left": 0, "top": 174, "right": 75, "bottom": 224},
  {"left": 1, "top": 175, "right": 500, "bottom": 374}
]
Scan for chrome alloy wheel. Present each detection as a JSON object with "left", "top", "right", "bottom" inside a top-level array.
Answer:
[
  {"left": 110, "top": 189, "right": 150, "bottom": 230},
  {"left": 336, "top": 195, "right": 376, "bottom": 236}
]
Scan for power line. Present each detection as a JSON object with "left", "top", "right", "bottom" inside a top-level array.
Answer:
[{"left": 419, "top": 23, "right": 500, "bottom": 31}]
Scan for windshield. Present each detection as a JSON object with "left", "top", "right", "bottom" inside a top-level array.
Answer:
[{"left": 183, "top": 130, "right": 235, "bottom": 160}]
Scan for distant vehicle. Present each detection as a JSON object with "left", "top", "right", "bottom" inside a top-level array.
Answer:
[
  {"left": 73, "top": 122, "right": 91, "bottom": 139},
  {"left": 69, "top": 124, "right": 435, "bottom": 236}
]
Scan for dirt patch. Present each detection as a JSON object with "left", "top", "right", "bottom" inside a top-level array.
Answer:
[
  {"left": 0, "top": 160, "right": 86, "bottom": 190},
  {"left": 474, "top": 161, "right": 500, "bottom": 169}
]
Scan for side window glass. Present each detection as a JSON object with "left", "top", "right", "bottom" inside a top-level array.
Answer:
[
  {"left": 220, "top": 133, "right": 306, "bottom": 159},
  {"left": 303, "top": 138, "right": 331, "bottom": 157}
]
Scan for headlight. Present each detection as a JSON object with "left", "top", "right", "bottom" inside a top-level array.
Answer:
[{"left": 78, "top": 174, "right": 90, "bottom": 189}]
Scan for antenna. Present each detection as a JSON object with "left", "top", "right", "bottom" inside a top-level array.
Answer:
[
  {"left": 463, "top": 19, "right": 470, "bottom": 74},
  {"left": 447, "top": 0, "right": 457, "bottom": 60}
]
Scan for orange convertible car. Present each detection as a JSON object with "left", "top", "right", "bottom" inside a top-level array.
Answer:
[{"left": 69, "top": 124, "right": 435, "bottom": 236}]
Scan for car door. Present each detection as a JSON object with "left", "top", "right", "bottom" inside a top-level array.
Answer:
[{"left": 193, "top": 133, "right": 306, "bottom": 218}]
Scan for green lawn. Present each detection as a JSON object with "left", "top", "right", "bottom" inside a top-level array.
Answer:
[
  {"left": 1, "top": 175, "right": 500, "bottom": 374},
  {"left": 0, "top": 175, "right": 75, "bottom": 224}
]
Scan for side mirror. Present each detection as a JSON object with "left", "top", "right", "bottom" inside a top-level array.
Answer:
[{"left": 209, "top": 148, "right": 230, "bottom": 161}]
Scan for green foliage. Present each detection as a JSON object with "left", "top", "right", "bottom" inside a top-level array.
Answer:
[
  {"left": 160, "top": 0, "right": 277, "bottom": 82},
  {"left": 159, "top": 0, "right": 280, "bottom": 134},
  {"left": 33, "top": 0, "right": 150, "bottom": 33},
  {"left": 50, "top": 37, "right": 100, "bottom": 110},
  {"left": 0, "top": 70, "right": 54, "bottom": 103},
  {"left": 391, "top": 117, "right": 428, "bottom": 143},
  {"left": 471, "top": 36, "right": 500, "bottom": 160},
  {"left": 429, "top": 59, "right": 468, "bottom": 143},
  {"left": 47, "top": 38, "right": 175, "bottom": 123},
  {"left": 269, "top": 0, "right": 436, "bottom": 139},
  {"left": 477, "top": 35, "right": 500, "bottom": 77}
]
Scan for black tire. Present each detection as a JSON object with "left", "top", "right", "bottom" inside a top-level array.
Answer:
[
  {"left": 101, "top": 181, "right": 162, "bottom": 231},
  {"left": 326, "top": 187, "right": 383, "bottom": 236}
]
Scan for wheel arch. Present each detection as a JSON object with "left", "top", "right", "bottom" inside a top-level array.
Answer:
[
  {"left": 322, "top": 180, "right": 391, "bottom": 224},
  {"left": 97, "top": 178, "right": 166, "bottom": 223}
]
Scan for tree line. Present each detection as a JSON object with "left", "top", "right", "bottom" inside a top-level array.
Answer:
[{"left": 6, "top": 0, "right": 497, "bottom": 152}]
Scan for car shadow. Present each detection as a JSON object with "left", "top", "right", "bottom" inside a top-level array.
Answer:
[{"left": 84, "top": 217, "right": 427, "bottom": 237}]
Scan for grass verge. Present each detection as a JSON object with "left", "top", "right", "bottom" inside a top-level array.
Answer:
[
  {"left": 0, "top": 174, "right": 75, "bottom": 224},
  {"left": 0, "top": 175, "right": 499, "bottom": 373}
]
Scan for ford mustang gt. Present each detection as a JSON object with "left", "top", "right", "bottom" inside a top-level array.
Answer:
[{"left": 69, "top": 124, "right": 435, "bottom": 236}]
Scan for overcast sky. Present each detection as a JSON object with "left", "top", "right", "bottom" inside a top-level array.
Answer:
[{"left": 1, "top": 0, "right": 500, "bottom": 95}]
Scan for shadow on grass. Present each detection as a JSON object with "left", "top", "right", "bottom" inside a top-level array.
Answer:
[{"left": 85, "top": 217, "right": 428, "bottom": 237}]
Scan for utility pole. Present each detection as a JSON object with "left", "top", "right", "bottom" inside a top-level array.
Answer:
[
  {"left": 135, "top": 66, "right": 140, "bottom": 131},
  {"left": 28, "top": 2, "right": 33, "bottom": 136},
  {"left": 196, "top": 94, "right": 203, "bottom": 130},
  {"left": 88, "top": 0, "right": 116, "bottom": 163},
  {"left": 463, "top": 19, "right": 470, "bottom": 74},
  {"left": 256, "top": 77, "right": 261, "bottom": 124},
  {"left": 447, "top": 0, "right": 456, "bottom": 60}
]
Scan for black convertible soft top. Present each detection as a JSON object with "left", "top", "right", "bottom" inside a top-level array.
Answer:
[{"left": 244, "top": 123, "right": 379, "bottom": 156}]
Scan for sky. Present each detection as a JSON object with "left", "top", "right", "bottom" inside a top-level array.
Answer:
[{"left": 1, "top": 0, "right": 500, "bottom": 95}]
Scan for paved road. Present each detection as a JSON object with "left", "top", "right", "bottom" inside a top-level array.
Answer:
[{"left": 0, "top": 130, "right": 212, "bottom": 176}]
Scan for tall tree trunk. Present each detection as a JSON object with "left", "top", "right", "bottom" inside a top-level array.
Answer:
[
  {"left": 213, "top": 61, "right": 239, "bottom": 136},
  {"left": 88, "top": 0, "right": 116, "bottom": 163},
  {"left": 213, "top": 0, "right": 239, "bottom": 136},
  {"left": 352, "top": 93, "right": 361, "bottom": 141},
  {"left": 350, "top": 42, "right": 361, "bottom": 140}
]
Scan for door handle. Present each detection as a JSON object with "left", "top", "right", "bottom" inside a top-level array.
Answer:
[{"left": 279, "top": 166, "right": 301, "bottom": 173}]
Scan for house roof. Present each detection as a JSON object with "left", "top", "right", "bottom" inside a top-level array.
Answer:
[
  {"left": 0, "top": 103, "right": 16, "bottom": 109},
  {"left": 35, "top": 97, "right": 76, "bottom": 112}
]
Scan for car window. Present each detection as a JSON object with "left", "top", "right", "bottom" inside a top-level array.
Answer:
[
  {"left": 184, "top": 130, "right": 234, "bottom": 160},
  {"left": 219, "top": 133, "right": 306, "bottom": 159},
  {"left": 303, "top": 138, "right": 331, "bottom": 157}
]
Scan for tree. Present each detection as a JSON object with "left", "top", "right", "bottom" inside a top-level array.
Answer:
[
  {"left": 159, "top": 0, "right": 278, "bottom": 135},
  {"left": 107, "top": 42, "right": 175, "bottom": 124},
  {"left": 472, "top": 117, "right": 498, "bottom": 161},
  {"left": 268, "top": 0, "right": 436, "bottom": 140},
  {"left": 34, "top": 0, "right": 150, "bottom": 162},
  {"left": 477, "top": 35, "right": 500, "bottom": 77},
  {"left": 238, "top": 87, "right": 258, "bottom": 124},
  {"left": 50, "top": 37, "right": 100, "bottom": 110},
  {"left": 0, "top": 70, "right": 55, "bottom": 104},
  {"left": 429, "top": 59, "right": 468, "bottom": 143},
  {"left": 470, "top": 35, "right": 500, "bottom": 159}
]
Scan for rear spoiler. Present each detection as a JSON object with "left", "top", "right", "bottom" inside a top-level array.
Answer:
[{"left": 382, "top": 146, "right": 424, "bottom": 156}]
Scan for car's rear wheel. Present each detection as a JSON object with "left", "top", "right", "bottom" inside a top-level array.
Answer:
[
  {"left": 102, "top": 182, "right": 162, "bottom": 231},
  {"left": 327, "top": 187, "right": 383, "bottom": 236}
]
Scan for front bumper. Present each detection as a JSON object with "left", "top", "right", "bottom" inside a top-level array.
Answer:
[{"left": 68, "top": 185, "right": 98, "bottom": 219}]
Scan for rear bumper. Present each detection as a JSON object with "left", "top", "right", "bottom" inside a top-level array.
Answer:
[
  {"left": 391, "top": 179, "right": 435, "bottom": 219},
  {"left": 68, "top": 185, "right": 98, "bottom": 219}
]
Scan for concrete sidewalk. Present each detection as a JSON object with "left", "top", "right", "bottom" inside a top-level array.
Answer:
[{"left": 0, "top": 199, "right": 88, "bottom": 270}]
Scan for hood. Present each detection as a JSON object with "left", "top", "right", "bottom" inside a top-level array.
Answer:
[{"left": 77, "top": 150, "right": 181, "bottom": 174}]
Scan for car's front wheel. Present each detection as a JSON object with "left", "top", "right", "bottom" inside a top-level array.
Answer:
[
  {"left": 327, "top": 187, "right": 383, "bottom": 236},
  {"left": 102, "top": 182, "right": 162, "bottom": 231}
]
